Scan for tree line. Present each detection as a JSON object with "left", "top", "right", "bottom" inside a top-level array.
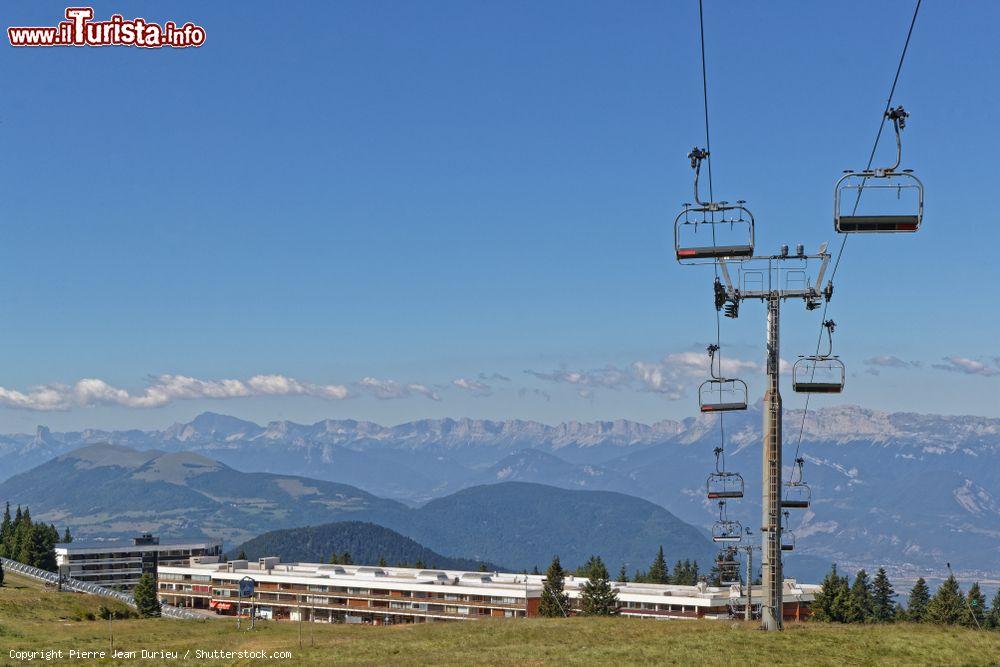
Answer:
[
  {"left": 0, "top": 503, "right": 71, "bottom": 574},
  {"left": 813, "top": 564, "right": 1000, "bottom": 629},
  {"left": 539, "top": 545, "right": 703, "bottom": 617}
]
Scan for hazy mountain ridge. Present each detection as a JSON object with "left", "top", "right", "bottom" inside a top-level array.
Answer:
[
  {"left": 0, "top": 445, "right": 719, "bottom": 574},
  {"left": 0, "top": 405, "right": 997, "bottom": 573}
]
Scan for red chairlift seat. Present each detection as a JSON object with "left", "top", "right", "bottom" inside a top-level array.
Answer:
[
  {"left": 706, "top": 471, "right": 744, "bottom": 500},
  {"left": 699, "top": 378, "right": 749, "bottom": 413}
]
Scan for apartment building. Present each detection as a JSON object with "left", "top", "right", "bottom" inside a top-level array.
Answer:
[
  {"left": 157, "top": 556, "right": 817, "bottom": 623},
  {"left": 55, "top": 534, "right": 223, "bottom": 590}
]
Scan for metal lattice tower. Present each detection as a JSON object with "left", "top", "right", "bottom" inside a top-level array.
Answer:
[
  {"left": 713, "top": 247, "right": 832, "bottom": 630},
  {"left": 761, "top": 293, "right": 783, "bottom": 630}
]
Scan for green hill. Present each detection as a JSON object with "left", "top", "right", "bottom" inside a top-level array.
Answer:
[
  {"left": 231, "top": 521, "right": 500, "bottom": 570},
  {"left": 361, "top": 482, "right": 718, "bottom": 572},
  {"left": 0, "top": 444, "right": 406, "bottom": 545}
]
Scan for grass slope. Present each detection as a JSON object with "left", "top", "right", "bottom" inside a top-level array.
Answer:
[{"left": 2, "top": 572, "right": 999, "bottom": 666}]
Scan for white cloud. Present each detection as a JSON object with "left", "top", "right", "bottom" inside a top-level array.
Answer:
[
  {"left": 932, "top": 356, "right": 1000, "bottom": 377},
  {"left": 452, "top": 378, "right": 493, "bottom": 397},
  {"left": 0, "top": 374, "right": 352, "bottom": 412},
  {"left": 865, "top": 355, "right": 916, "bottom": 369},
  {"left": 357, "top": 377, "right": 441, "bottom": 401},
  {"left": 526, "top": 351, "right": 761, "bottom": 401}
]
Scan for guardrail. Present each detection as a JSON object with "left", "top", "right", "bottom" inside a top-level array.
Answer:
[{"left": 1, "top": 557, "right": 202, "bottom": 620}]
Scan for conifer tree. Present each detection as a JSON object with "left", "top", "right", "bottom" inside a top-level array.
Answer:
[
  {"left": 379, "top": 555, "right": 389, "bottom": 567},
  {"left": 539, "top": 556, "right": 570, "bottom": 617},
  {"left": 648, "top": 546, "right": 668, "bottom": 584},
  {"left": 872, "top": 568, "right": 896, "bottom": 623},
  {"left": 617, "top": 565, "right": 628, "bottom": 583},
  {"left": 963, "top": 582, "right": 987, "bottom": 629},
  {"left": 61, "top": 526, "right": 73, "bottom": 543},
  {"left": 907, "top": 577, "right": 931, "bottom": 622},
  {"left": 329, "top": 553, "right": 339, "bottom": 565},
  {"left": 0, "top": 502, "right": 11, "bottom": 557},
  {"left": 341, "top": 551, "right": 353, "bottom": 565},
  {"left": 579, "top": 556, "right": 619, "bottom": 616},
  {"left": 532, "top": 566, "right": 540, "bottom": 575},
  {"left": 812, "top": 564, "right": 850, "bottom": 623},
  {"left": 236, "top": 549, "right": 248, "bottom": 560},
  {"left": 926, "top": 575, "right": 964, "bottom": 625},
  {"left": 133, "top": 573, "right": 162, "bottom": 617},
  {"left": 846, "top": 569, "right": 874, "bottom": 623},
  {"left": 985, "top": 589, "right": 1000, "bottom": 630}
]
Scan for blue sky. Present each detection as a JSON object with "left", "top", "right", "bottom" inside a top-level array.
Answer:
[{"left": 0, "top": 0, "right": 997, "bottom": 432}]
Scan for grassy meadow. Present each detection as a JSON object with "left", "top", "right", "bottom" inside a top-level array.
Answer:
[{"left": 1, "top": 573, "right": 998, "bottom": 666}]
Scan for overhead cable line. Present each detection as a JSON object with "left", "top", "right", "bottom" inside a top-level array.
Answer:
[
  {"left": 697, "top": 0, "right": 728, "bottom": 469},
  {"left": 788, "top": 0, "right": 922, "bottom": 477}
]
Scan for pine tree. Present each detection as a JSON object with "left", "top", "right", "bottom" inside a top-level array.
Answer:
[
  {"left": 539, "top": 556, "right": 570, "bottom": 617},
  {"left": 648, "top": 546, "right": 668, "bottom": 584},
  {"left": 0, "top": 502, "right": 12, "bottom": 557},
  {"left": 61, "top": 526, "right": 73, "bottom": 544},
  {"left": 963, "top": 582, "right": 987, "bottom": 629},
  {"left": 907, "top": 577, "right": 931, "bottom": 622},
  {"left": 133, "top": 573, "right": 161, "bottom": 618},
  {"left": 532, "top": 566, "right": 540, "bottom": 576},
  {"left": 617, "top": 565, "right": 628, "bottom": 583},
  {"left": 380, "top": 555, "right": 389, "bottom": 567},
  {"left": 341, "top": 551, "right": 353, "bottom": 565},
  {"left": 926, "top": 575, "right": 964, "bottom": 625},
  {"left": 13, "top": 512, "right": 33, "bottom": 566},
  {"left": 812, "top": 564, "right": 851, "bottom": 623},
  {"left": 985, "top": 589, "right": 1000, "bottom": 630},
  {"left": 329, "top": 553, "right": 339, "bottom": 565},
  {"left": 579, "top": 556, "right": 619, "bottom": 616},
  {"left": 872, "top": 568, "right": 896, "bottom": 623},
  {"left": 236, "top": 549, "right": 247, "bottom": 560},
  {"left": 846, "top": 569, "right": 874, "bottom": 623}
]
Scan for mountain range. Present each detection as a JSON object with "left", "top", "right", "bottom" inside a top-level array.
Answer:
[
  {"left": 0, "top": 405, "right": 997, "bottom": 575},
  {"left": 0, "top": 444, "right": 720, "bottom": 574}
]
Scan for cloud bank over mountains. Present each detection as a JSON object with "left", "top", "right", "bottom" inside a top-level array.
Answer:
[{"left": 0, "top": 349, "right": 992, "bottom": 412}]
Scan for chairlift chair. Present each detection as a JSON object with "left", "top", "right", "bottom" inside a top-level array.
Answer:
[
  {"left": 706, "top": 447, "right": 744, "bottom": 500},
  {"left": 781, "top": 511, "right": 795, "bottom": 551},
  {"left": 699, "top": 345, "right": 749, "bottom": 412},
  {"left": 782, "top": 457, "right": 811, "bottom": 510},
  {"left": 835, "top": 106, "right": 924, "bottom": 233},
  {"left": 675, "top": 147, "right": 755, "bottom": 264},
  {"left": 793, "top": 320, "right": 846, "bottom": 394},
  {"left": 716, "top": 546, "right": 741, "bottom": 585},
  {"left": 712, "top": 501, "right": 744, "bottom": 543}
]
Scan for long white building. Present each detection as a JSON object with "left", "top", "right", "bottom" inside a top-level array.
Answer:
[{"left": 157, "top": 556, "right": 818, "bottom": 623}]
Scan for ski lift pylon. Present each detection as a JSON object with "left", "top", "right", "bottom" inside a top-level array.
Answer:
[{"left": 835, "top": 106, "right": 924, "bottom": 233}]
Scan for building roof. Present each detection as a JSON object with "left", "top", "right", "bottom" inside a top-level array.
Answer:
[
  {"left": 55, "top": 537, "right": 222, "bottom": 554},
  {"left": 159, "top": 557, "right": 819, "bottom": 606}
]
